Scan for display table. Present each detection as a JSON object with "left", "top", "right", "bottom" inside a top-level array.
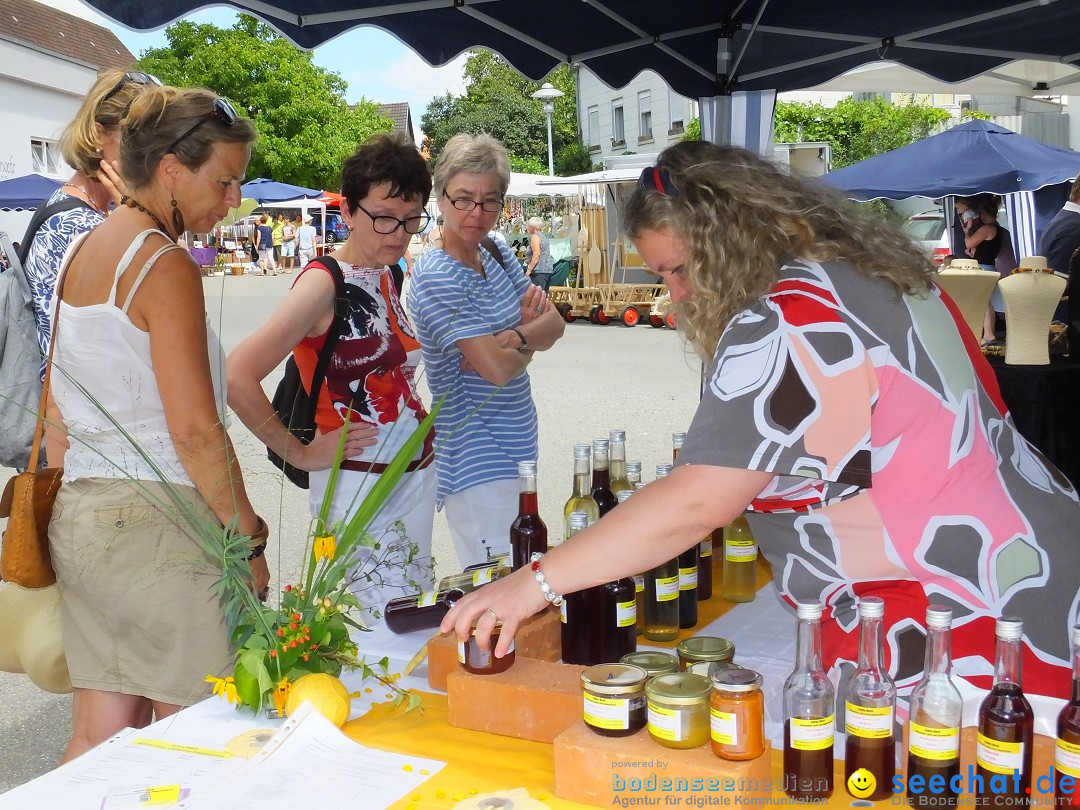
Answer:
[
  {"left": 987, "top": 355, "right": 1080, "bottom": 488},
  {"left": 189, "top": 246, "right": 218, "bottom": 267}
]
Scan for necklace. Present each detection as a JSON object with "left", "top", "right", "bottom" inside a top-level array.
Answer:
[
  {"left": 62, "top": 181, "right": 103, "bottom": 213},
  {"left": 121, "top": 196, "right": 174, "bottom": 241}
]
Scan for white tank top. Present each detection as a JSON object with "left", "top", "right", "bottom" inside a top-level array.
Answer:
[{"left": 51, "top": 230, "right": 228, "bottom": 485}]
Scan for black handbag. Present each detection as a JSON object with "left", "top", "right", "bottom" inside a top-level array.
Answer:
[{"left": 268, "top": 256, "right": 348, "bottom": 487}]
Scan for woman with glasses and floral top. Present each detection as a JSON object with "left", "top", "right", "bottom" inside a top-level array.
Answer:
[
  {"left": 410, "top": 133, "right": 565, "bottom": 567},
  {"left": 228, "top": 133, "right": 436, "bottom": 632}
]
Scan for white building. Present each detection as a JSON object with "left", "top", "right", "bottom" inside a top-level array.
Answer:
[{"left": 0, "top": 0, "right": 134, "bottom": 237}]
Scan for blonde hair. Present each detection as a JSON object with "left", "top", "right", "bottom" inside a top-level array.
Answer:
[
  {"left": 432, "top": 133, "right": 510, "bottom": 197},
  {"left": 623, "top": 142, "right": 935, "bottom": 359},
  {"left": 59, "top": 68, "right": 149, "bottom": 178},
  {"left": 119, "top": 86, "right": 256, "bottom": 190}
]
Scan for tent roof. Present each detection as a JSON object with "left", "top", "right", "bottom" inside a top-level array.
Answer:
[
  {"left": 240, "top": 178, "right": 321, "bottom": 204},
  {"left": 82, "top": 1, "right": 1080, "bottom": 100},
  {"left": 821, "top": 120, "right": 1080, "bottom": 200},
  {"left": 0, "top": 173, "right": 62, "bottom": 211},
  {"left": 506, "top": 173, "right": 577, "bottom": 197}
]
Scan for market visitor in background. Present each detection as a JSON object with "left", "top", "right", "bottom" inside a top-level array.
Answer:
[
  {"left": 443, "top": 140, "right": 1080, "bottom": 699},
  {"left": 524, "top": 215, "right": 554, "bottom": 292},
  {"left": 47, "top": 85, "right": 267, "bottom": 762},
  {"left": 410, "top": 134, "right": 565, "bottom": 566},
  {"left": 228, "top": 133, "right": 436, "bottom": 628}
]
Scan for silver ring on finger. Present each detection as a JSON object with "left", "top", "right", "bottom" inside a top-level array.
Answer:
[{"left": 484, "top": 608, "right": 499, "bottom": 622}]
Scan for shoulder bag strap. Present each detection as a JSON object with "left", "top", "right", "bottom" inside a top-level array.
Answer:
[
  {"left": 480, "top": 236, "right": 507, "bottom": 270},
  {"left": 17, "top": 196, "right": 92, "bottom": 266},
  {"left": 303, "top": 256, "right": 349, "bottom": 420}
]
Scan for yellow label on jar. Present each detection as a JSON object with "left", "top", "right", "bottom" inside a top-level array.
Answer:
[
  {"left": 472, "top": 566, "right": 495, "bottom": 586},
  {"left": 456, "top": 640, "right": 465, "bottom": 664},
  {"left": 790, "top": 716, "right": 835, "bottom": 751},
  {"left": 583, "top": 692, "right": 629, "bottom": 730},
  {"left": 1056, "top": 738, "right": 1080, "bottom": 779},
  {"left": 700, "top": 537, "right": 713, "bottom": 557},
  {"left": 844, "top": 702, "right": 893, "bottom": 739},
  {"left": 710, "top": 707, "right": 738, "bottom": 745},
  {"left": 909, "top": 722, "right": 959, "bottom": 761},
  {"left": 417, "top": 591, "right": 437, "bottom": 608},
  {"left": 647, "top": 701, "right": 683, "bottom": 741},
  {"left": 678, "top": 567, "right": 698, "bottom": 590},
  {"left": 976, "top": 733, "right": 1024, "bottom": 775},
  {"left": 725, "top": 538, "right": 757, "bottom": 562},
  {"left": 654, "top": 575, "right": 679, "bottom": 602},
  {"left": 616, "top": 600, "right": 636, "bottom": 628}
]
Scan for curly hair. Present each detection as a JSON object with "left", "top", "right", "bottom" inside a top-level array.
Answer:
[{"left": 623, "top": 142, "right": 935, "bottom": 359}]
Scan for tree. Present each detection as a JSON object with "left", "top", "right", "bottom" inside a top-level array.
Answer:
[
  {"left": 420, "top": 51, "right": 590, "bottom": 175},
  {"left": 136, "top": 16, "right": 393, "bottom": 189}
]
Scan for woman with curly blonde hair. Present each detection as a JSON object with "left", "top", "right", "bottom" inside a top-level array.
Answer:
[{"left": 443, "top": 141, "right": 1080, "bottom": 705}]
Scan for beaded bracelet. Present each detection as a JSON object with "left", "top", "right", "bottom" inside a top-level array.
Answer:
[{"left": 529, "top": 552, "right": 564, "bottom": 607}]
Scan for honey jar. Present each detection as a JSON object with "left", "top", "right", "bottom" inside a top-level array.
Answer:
[
  {"left": 457, "top": 624, "right": 515, "bottom": 675},
  {"left": 676, "top": 636, "right": 735, "bottom": 671},
  {"left": 580, "top": 663, "right": 648, "bottom": 737},
  {"left": 645, "top": 672, "right": 711, "bottom": 749},
  {"left": 709, "top": 667, "right": 765, "bottom": 760},
  {"left": 620, "top": 651, "right": 679, "bottom": 679}
]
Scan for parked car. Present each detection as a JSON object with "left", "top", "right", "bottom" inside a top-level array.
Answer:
[{"left": 314, "top": 211, "right": 350, "bottom": 244}]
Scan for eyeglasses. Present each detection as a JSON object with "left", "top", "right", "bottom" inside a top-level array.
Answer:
[
  {"left": 442, "top": 191, "right": 504, "bottom": 213},
  {"left": 101, "top": 71, "right": 162, "bottom": 104},
  {"left": 355, "top": 202, "right": 431, "bottom": 235},
  {"left": 166, "top": 97, "right": 238, "bottom": 155}
]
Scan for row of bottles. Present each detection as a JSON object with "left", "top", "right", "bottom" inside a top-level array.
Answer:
[{"left": 784, "top": 599, "right": 1080, "bottom": 808}]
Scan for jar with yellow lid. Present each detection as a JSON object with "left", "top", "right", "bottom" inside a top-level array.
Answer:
[
  {"left": 646, "top": 672, "right": 711, "bottom": 749},
  {"left": 677, "top": 636, "right": 735, "bottom": 671},
  {"left": 710, "top": 667, "right": 765, "bottom": 760},
  {"left": 458, "top": 623, "right": 515, "bottom": 675},
  {"left": 620, "top": 651, "right": 679, "bottom": 679},
  {"left": 580, "top": 663, "right": 648, "bottom": 737}
]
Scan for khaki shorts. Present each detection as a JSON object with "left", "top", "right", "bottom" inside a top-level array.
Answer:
[{"left": 49, "top": 478, "right": 230, "bottom": 706}]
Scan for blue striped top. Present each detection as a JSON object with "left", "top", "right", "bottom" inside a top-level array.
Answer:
[{"left": 410, "top": 241, "right": 537, "bottom": 504}]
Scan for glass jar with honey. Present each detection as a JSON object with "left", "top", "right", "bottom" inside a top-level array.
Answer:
[
  {"left": 676, "top": 636, "right": 735, "bottom": 671},
  {"left": 580, "top": 663, "right": 648, "bottom": 737},
  {"left": 457, "top": 623, "right": 515, "bottom": 675},
  {"left": 710, "top": 667, "right": 766, "bottom": 760},
  {"left": 646, "top": 673, "right": 711, "bottom": 749}
]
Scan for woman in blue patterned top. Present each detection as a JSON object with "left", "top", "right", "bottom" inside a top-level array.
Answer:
[
  {"left": 410, "top": 134, "right": 565, "bottom": 567},
  {"left": 25, "top": 69, "right": 160, "bottom": 377}
]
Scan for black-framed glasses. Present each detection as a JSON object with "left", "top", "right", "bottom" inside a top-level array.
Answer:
[
  {"left": 166, "top": 97, "right": 238, "bottom": 155},
  {"left": 102, "top": 71, "right": 162, "bottom": 104},
  {"left": 442, "top": 190, "right": 504, "bottom": 213},
  {"left": 355, "top": 202, "right": 431, "bottom": 235}
]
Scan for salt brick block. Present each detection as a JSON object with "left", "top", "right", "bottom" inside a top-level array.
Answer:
[
  {"left": 554, "top": 722, "right": 772, "bottom": 807},
  {"left": 427, "top": 608, "right": 561, "bottom": 691},
  {"left": 447, "top": 658, "right": 585, "bottom": 743}
]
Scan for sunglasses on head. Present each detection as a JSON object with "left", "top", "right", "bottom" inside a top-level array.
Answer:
[
  {"left": 101, "top": 71, "right": 162, "bottom": 104},
  {"left": 638, "top": 165, "right": 678, "bottom": 197},
  {"left": 166, "top": 97, "right": 238, "bottom": 155}
]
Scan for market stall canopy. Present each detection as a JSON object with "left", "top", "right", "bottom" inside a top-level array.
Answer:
[
  {"left": 318, "top": 191, "right": 343, "bottom": 207},
  {"left": 81, "top": 1, "right": 1078, "bottom": 100},
  {"left": 240, "top": 178, "right": 321, "bottom": 204},
  {"left": 215, "top": 198, "right": 259, "bottom": 228},
  {"left": 804, "top": 59, "right": 1080, "bottom": 97},
  {"left": 0, "top": 173, "right": 62, "bottom": 210},
  {"left": 820, "top": 120, "right": 1080, "bottom": 200},
  {"left": 506, "top": 173, "right": 573, "bottom": 198}
]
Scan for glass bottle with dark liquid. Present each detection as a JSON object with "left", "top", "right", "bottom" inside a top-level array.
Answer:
[
  {"left": 384, "top": 587, "right": 464, "bottom": 634},
  {"left": 609, "top": 429, "right": 633, "bottom": 497},
  {"left": 560, "top": 511, "right": 601, "bottom": 664},
  {"left": 599, "top": 572, "right": 637, "bottom": 663},
  {"left": 591, "top": 438, "right": 617, "bottom": 517},
  {"left": 669, "top": 432, "right": 712, "bottom": 602},
  {"left": 510, "top": 460, "right": 547, "bottom": 571},
  {"left": 617, "top": 489, "right": 646, "bottom": 636},
  {"left": 844, "top": 596, "right": 897, "bottom": 801},
  {"left": 976, "top": 616, "right": 1033, "bottom": 808},
  {"left": 656, "top": 459, "right": 698, "bottom": 629},
  {"left": 907, "top": 606, "right": 962, "bottom": 807},
  {"left": 783, "top": 601, "right": 834, "bottom": 801},
  {"left": 563, "top": 443, "right": 599, "bottom": 542},
  {"left": 1056, "top": 623, "right": 1080, "bottom": 807}
]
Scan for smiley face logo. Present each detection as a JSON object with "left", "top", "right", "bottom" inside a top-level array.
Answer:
[{"left": 846, "top": 768, "right": 877, "bottom": 799}]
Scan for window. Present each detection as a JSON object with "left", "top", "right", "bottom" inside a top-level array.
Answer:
[
  {"left": 668, "top": 119, "right": 685, "bottom": 136},
  {"left": 637, "top": 90, "right": 652, "bottom": 141},
  {"left": 31, "top": 139, "right": 62, "bottom": 176},
  {"left": 612, "top": 101, "right": 625, "bottom": 146},
  {"left": 587, "top": 105, "right": 600, "bottom": 152}
]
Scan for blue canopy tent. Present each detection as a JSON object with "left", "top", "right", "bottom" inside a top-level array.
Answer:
[
  {"left": 239, "top": 178, "right": 321, "bottom": 204},
  {"left": 0, "top": 173, "right": 62, "bottom": 211},
  {"left": 821, "top": 120, "right": 1080, "bottom": 259}
]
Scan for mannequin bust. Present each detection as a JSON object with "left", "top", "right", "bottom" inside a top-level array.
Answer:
[
  {"left": 999, "top": 256, "right": 1066, "bottom": 365},
  {"left": 936, "top": 259, "right": 1001, "bottom": 341}
]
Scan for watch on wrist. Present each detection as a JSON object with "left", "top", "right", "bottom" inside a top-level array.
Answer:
[{"left": 511, "top": 327, "right": 527, "bottom": 349}]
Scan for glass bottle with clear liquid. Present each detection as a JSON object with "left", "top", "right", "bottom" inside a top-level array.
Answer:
[
  {"left": 783, "top": 602, "right": 834, "bottom": 801},
  {"left": 510, "top": 460, "right": 547, "bottom": 571},
  {"left": 722, "top": 515, "right": 758, "bottom": 602},
  {"left": 844, "top": 596, "right": 897, "bottom": 801},
  {"left": 1055, "top": 623, "right": 1080, "bottom": 807},
  {"left": 625, "top": 460, "right": 642, "bottom": 488},
  {"left": 591, "top": 438, "right": 617, "bottom": 517},
  {"left": 563, "top": 443, "right": 598, "bottom": 542},
  {"left": 609, "top": 429, "right": 632, "bottom": 496},
  {"left": 617, "top": 489, "right": 645, "bottom": 636},
  {"left": 560, "top": 511, "right": 601, "bottom": 664},
  {"left": 977, "top": 617, "right": 1033, "bottom": 807},
  {"left": 907, "top": 606, "right": 962, "bottom": 808}
]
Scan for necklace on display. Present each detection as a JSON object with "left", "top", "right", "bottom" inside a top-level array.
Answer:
[
  {"left": 120, "top": 196, "right": 174, "bottom": 241},
  {"left": 62, "top": 181, "right": 103, "bottom": 213}
]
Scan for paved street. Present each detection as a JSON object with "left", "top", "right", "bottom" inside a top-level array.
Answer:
[{"left": 0, "top": 272, "right": 700, "bottom": 792}]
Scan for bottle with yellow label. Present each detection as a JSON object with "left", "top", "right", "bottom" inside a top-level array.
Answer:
[
  {"left": 783, "top": 602, "right": 834, "bottom": 800},
  {"left": 907, "top": 606, "right": 962, "bottom": 807},
  {"left": 722, "top": 515, "right": 757, "bottom": 602},
  {"left": 1056, "top": 623, "right": 1080, "bottom": 807},
  {"left": 976, "top": 617, "right": 1033, "bottom": 808},
  {"left": 844, "top": 596, "right": 896, "bottom": 801},
  {"left": 617, "top": 489, "right": 646, "bottom": 636}
]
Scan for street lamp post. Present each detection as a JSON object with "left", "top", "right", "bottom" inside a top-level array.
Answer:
[{"left": 531, "top": 82, "right": 564, "bottom": 177}]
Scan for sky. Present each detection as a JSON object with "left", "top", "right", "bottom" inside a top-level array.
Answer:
[{"left": 46, "top": 0, "right": 470, "bottom": 129}]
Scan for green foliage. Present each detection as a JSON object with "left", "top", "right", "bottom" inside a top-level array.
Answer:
[
  {"left": 555, "top": 142, "right": 596, "bottom": 175},
  {"left": 135, "top": 16, "right": 394, "bottom": 189},
  {"left": 774, "top": 97, "right": 950, "bottom": 169},
  {"left": 682, "top": 118, "right": 702, "bottom": 142},
  {"left": 420, "top": 50, "right": 581, "bottom": 174}
]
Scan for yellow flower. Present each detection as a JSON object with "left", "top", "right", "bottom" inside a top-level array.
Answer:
[
  {"left": 206, "top": 675, "right": 238, "bottom": 704},
  {"left": 313, "top": 534, "right": 337, "bottom": 561},
  {"left": 272, "top": 676, "right": 292, "bottom": 715}
]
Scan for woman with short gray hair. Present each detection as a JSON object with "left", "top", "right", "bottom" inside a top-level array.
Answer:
[{"left": 410, "top": 133, "right": 565, "bottom": 567}]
